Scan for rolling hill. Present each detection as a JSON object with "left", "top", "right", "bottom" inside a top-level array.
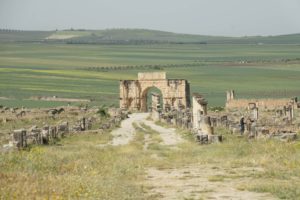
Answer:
[{"left": 0, "top": 28, "right": 299, "bottom": 44}]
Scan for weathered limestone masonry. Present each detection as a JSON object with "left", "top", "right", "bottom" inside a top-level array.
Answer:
[
  {"left": 226, "top": 90, "right": 298, "bottom": 110},
  {"left": 192, "top": 93, "right": 222, "bottom": 144},
  {"left": 2, "top": 107, "right": 128, "bottom": 151},
  {"left": 222, "top": 90, "right": 299, "bottom": 141},
  {"left": 192, "top": 93, "right": 208, "bottom": 130},
  {"left": 151, "top": 93, "right": 161, "bottom": 121},
  {"left": 120, "top": 72, "right": 191, "bottom": 112},
  {"left": 226, "top": 90, "right": 235, "bottom": 102},
  {"left": 148, "top": 91, "right": 223, "bottom": 144}
]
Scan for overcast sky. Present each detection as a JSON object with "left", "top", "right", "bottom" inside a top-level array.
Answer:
[{"left": 0, "top": 0, "right": 300, "bottom": 36}]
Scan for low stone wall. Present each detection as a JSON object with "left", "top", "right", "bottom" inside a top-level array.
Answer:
[
  {"left": 226, "top": 98, "right": 295, "bottom": 110},
  {"left": 2, "top": 109, "right": 127, "bottom": 151}
]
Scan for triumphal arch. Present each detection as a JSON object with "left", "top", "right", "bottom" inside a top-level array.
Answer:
[{"left": 120, "top": 72, "right": 190, "bottom": 112}]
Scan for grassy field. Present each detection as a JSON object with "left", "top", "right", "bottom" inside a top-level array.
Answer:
[
  {"left": 1, "top": 42, "right": 300, "bottom": 107},
  {"left": 1, "top": 126, "right": 299, "bottom": 199}
]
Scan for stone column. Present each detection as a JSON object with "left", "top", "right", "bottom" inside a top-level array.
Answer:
[
  {"left": 192, "top": 93, "right": 208, "bottom": 129},
  {"left": 230, "top": 90, "right": 235, "bottom": 100},
  {"left": 12, "top": 129, "right": 27, "bottom": 148},
  {"left": 226, "top": 91, "right": 231, "bottom": 102},
  {"left": 287, "top": 105, "right": 294, "bottom": 121},
  {"left": 253, "top": 107, "right": 258, "bottom": 120},
  {"left": 81, "top": 117, "right": 86, "bottom": 131},
  {"left": 200, "top": 116, "right": 214, "bottom": 135},
  {"left": 151, "top": 93, "right": 161, "bottom": 121}
]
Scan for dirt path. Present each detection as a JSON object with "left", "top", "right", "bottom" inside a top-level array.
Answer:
[
  {"left": 143, "top": 120, "right": 183, "bottom": 145},
  {"left": 110, "top": 113, "right": 148, "bottom": 146},
  {"left": 109, "top": 113, "right": 276, "bottom": 199},
  {"left": 145, "top": 165, "right": 277, "bottom": 200},
  {"left": 110, "top": 113, "right": 182, "bottom": 146}
]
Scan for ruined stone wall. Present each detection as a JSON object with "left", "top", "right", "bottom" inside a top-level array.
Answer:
[
  {"left": 119, "top": 80, "right": 141, "bottom": 111},
  {"left": 225, "top": 90, "right": 298, "bottom": 110},
  {"left": 226, "top": 98, "right": 296, "bottom": 110}
]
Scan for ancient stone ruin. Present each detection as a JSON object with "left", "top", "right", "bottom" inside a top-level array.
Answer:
[
  {"left": 226, "top": 90, "right": 299, "bottom": 110},
  {"left": 121, "top": 73, "right": 298, "bottom": 144},
  {"left": 2, "top": 72, "right": 299, "bottom": 151},
  {"left": 2, "top": 106, "right": 127, "bottom": 151},
  {"left": 120, "top": 72, "right": 191, "bottom": 112},
  {"left": 224, "top": 90, "right": 299, "bottom": 141},
  {"left": 120, "top": 72, "right": 223, "bottom": 144},
  {"left": 192, "top": 93, "right": 223, "bottom": 144}
]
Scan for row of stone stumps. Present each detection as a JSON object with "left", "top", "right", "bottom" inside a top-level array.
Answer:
[
  {"left": 3, "top": 108, "right": 128, "bottom": 151},
  {"left": 7, "top": 122, "right": 69, "bottom": 150}
]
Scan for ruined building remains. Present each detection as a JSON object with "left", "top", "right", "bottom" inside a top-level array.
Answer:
[
  {"left": 192, "top": 93, "right": 208, "bottom": 130},
  {"left": 120, "top": 72, "right": 190, "bottom": 112},
  {"left": 226, "top": 90, "right": 299, "bottom": 110}
]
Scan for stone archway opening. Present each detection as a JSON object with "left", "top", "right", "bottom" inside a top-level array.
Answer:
[{"left": 142, "top": 87, "right": 163, "bottom": 112}]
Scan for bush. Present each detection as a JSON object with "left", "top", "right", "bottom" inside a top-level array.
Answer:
[{"left": 97, "top": 106, "right": 109, "bottom": 117}]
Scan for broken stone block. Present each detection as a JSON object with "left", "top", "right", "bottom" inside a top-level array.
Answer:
[
  {"left": 196, "top": 134, "right": 208, "bottom": 144},
  {"left": 12, "top": 129, "right": 27, "bottom": 149},
  {"left": 208, "top": 135, "right": 223, "bottom": 143},
  {"left": 196, "top": 134, "right": 222, "bottom": 144},
  {"left": 200, "top": 116, "right": 214, "bottom": 135},
  {"left": 279, "top": 133, "right": 297, "bottom": 142},
  {"left": 57, "top": 122, "right": 69, "bottom": 137}
]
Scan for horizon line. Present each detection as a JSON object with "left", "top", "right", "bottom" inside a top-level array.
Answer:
[{"left": 0, "top": 27, "right": 299, "bottom": 38}]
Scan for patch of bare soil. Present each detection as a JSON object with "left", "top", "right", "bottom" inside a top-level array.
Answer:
[
  {"left": 145, "top": 165, "right": 277, "bottom": 200},
  {"left": 29, "top": 96, "right": 91, "bottom": 102},
  {"left": 143, "top": 120, "right": 183, "bottom": 146},
  {"left": 110, "top": 113, "right": 183, "bottom": 146},
  {"left": 46, "top": 35, "right": 79, "bottom": 39},
  {"left": 0, "top": 97, "right": 11, "bottom": 100},
  {"left": 110, "top": 113, "right": 148, "bottom": 146}
]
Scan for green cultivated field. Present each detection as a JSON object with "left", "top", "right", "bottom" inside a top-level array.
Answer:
[{"left": 1, "top": 30, "right": 300, "bottom": 107}]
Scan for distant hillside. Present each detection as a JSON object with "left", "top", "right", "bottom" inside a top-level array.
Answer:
[
  {"left": 0, "top": 29, "right": 299, "bottom": 44},
  {"left": 0, "top": 30, "right": 54, "bottom": 42},
  {"left": 45, "top": 29, "right": 224, "bottom": 44}
]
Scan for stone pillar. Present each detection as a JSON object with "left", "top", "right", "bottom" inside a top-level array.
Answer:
[
  {"left": 253, "top": 107, "right": 259, "bottom": 120},
  {"left": 284, "top": 105, "right": 293, "bottom": 121},
  {"left": 291, "top": 97, "right": 298, "bottom": 110},
  {"left": 12, "top": 129, "right": 27, "bottom": 148},
  {"left": 283, "top": 106, "right": 287, "bottom": 116},
  {"left": 287, "top": 105, "right": 294, "bottom": 121},
  {"left": 81, "top": 117, "right": 86, "bottom": 131},
  {"left": 220, "top": 115, "right": 228, "bottom": 127},
  {"left": 230, "top": 90, "right": 235, "bottom": 100},
  {"left": 226, "top": 90, "right": 235, "bottom": 101},
  {"left": 192, "top": 93, "right": 207, "bottom": 129},
  {"left": 200, "top": 116, "right": 214, "bottom": 135},
  {"left": 226, "top": 91, "right": 231, "bottom": 102},
  {"left": 151, "top": 93, "right": 161, "bottom": 121}
]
